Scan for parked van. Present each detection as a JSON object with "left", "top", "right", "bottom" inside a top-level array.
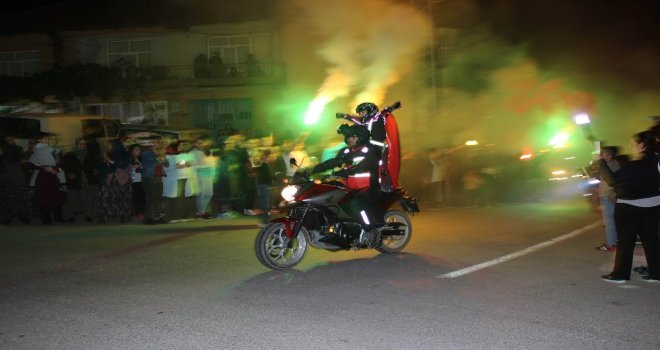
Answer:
[{"left": 0, "top": 113, "right": 120, "bottom": 152}]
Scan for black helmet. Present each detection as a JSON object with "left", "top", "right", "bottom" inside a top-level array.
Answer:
[
  {"left": 337, "top": 123, "right": 370, "bottom": 146},
  {"left": 356, "top": 102, "right": 379, "bottom": 118}
]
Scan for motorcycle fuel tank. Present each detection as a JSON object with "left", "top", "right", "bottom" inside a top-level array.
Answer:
[{"left": 298, "top": 183, "right": 349, "bottom": 206}]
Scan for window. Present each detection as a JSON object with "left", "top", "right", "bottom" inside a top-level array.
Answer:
[
  {"left": 207, "top": 32, "right": 276, "bottom": 75},
  {"left": 208, "top": 35, "right": 250, "bottom": 66},
  {"left": 108, "top": 40, "right": 151, "bottom": 67},
  {"left": 0, "top": 51, "right": 41, "bottom": 77}
]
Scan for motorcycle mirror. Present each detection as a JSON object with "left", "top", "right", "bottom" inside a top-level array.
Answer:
[{"left": 289, "top": 158, "right": 298, "bottom": 167}]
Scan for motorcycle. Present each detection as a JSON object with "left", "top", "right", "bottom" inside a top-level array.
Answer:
[{"left": 254, "top": 165, "right": 420, "bottom": 270}]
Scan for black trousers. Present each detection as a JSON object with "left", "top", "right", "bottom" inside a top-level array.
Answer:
[
  {"left": 342, "top": 190, "right": 385, "bottom": 230},
  {"left": 142, "top": 177, "right": 163, "bottom": 220},
  {"left": 611, "top": 203, "right": 660, "bottom": 279}
]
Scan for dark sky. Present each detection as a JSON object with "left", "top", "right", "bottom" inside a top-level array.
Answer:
[
  {"left": 3, "top": 0, "right": 659, "bottom": 94},
  {"left": 472, "top": 0, "right": 660, "bottom": 91}
]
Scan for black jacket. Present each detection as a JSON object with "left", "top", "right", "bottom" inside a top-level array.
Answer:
[
  {"left": 599, "top": 152, "right": 660, "bottom": 200},
  {"left": 313, "top": 143, "right": 381, "bottom": 192}
]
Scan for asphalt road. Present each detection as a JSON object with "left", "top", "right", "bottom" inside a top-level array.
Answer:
[{"left": 1, "top": 200, "right": 658, "bottom": 350}]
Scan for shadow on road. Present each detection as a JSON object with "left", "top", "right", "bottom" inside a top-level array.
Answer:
[{"left": 232, "top": 252, "right": 454, "bottom": 297}]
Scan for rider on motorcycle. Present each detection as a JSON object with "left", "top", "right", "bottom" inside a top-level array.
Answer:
[
  {"left": 311, "top": 123, "right": 384, "bottom": 246},
  {"left": 339, "top": 102, "right": 401, "bottom": 192}
]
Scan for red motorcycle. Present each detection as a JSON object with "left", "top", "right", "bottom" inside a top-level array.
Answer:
[{"left": 255, "top": 169, "right": 419, "bottom": 270}]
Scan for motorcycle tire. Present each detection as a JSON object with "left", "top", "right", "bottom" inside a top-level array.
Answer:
[
  {"left": 255, "top": 222, "right": 309, "bottom": 270},
  {"left": 376, "top": 209, "right": 412, "bottom": 254}
]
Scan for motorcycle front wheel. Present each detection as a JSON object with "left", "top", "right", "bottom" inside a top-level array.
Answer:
[
  {"left": 255, "top": 223, "right": 308, "bottom": 270},
  {"left": 376, "top": 209, "right": 412, "bottom": 254}
]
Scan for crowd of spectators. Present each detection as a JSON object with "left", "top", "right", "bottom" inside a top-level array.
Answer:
[{"left": 0, "top": 127, "right": 319, "bottom": 226}]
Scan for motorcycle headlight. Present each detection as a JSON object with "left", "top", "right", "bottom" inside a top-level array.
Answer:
[{"left": 281, "top": 185, "right": 300, "bottom": 202}]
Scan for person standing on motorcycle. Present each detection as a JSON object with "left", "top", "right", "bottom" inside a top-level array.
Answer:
[
  {"left": 338, "top": 101, "right": 401, "bottom": 192},
  {"left": 311, "top": 123, "right": 384, "bottom": 247}
]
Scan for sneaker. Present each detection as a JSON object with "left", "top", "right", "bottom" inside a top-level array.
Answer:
[
  {"left": 595, "top": 244, "right": 616, "bottom": 252},
  {"left": 641, "top": 275, "right": 660, "bottom": 283},
  {"left": 601, "top": 274, "right": 628, "bottom": 283}
]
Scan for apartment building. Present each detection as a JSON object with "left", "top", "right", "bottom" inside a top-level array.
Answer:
[
  {"left": 0, "top": 0, "right": 297, "bottom": 139},
  {"left": 0, "top": 0, "right": 455, "bottom": 149}
]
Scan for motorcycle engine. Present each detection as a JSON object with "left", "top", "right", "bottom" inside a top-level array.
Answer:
[{"left": 335, "top": 222, "right": 362, "bottom": 242}]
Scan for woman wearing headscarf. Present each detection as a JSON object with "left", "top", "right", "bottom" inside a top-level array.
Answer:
[
  {"left": 28, "top": 133, "right": 66, "bottom": 224},
  {"left": 98, "top": 139, "right": 133, "bottom": 223}
]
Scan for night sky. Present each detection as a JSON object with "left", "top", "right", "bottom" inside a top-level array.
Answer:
[
  {"left": 475, "top": 0, "right": 660, "bottom": 92},
  {"left": 3, "top": 0, "right": 658, "bottom": 92}
]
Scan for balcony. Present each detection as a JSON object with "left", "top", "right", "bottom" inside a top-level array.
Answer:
[{"left": 147, "top": 62, "right": 287, "bottom": 88}]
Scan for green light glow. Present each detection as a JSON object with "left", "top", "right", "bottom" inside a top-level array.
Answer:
[
  {"left": 549, "top": 132, "right": 569, "bottom": 148},
  {"left": 304, "top": 97, "right": 330, "bottom": 125}
]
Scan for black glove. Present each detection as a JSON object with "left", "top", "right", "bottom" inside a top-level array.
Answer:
[
  {"left": 382, "top": 101, "right": 401, "bottom": 115},
  {"left": 336, "top": 112, "right": 347, "bottom": 119},
  {"left": 334, "top": 169, "right": 349, "bottom": 178}
]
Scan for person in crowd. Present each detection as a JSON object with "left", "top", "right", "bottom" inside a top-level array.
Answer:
[
  {"left": 0, "top": 135, "right": 32, "bottom": 225},
  {"left": 28, "top": 133, "right": 66, "bottom": 224},
  {"left": 428, "top": 147, "right": 449, "bottom": 207},
  {"left": 162, "top": 140, "right": 198, "bottom": 222},
  {"left": 255, "top": 149, "right": 274, "bottom": 226},
  {"left": 283, "top": 131, "right": 312, "bottom": 178},
  {"left": 219, "top": 134, "right": 250, "bottom": 217},
  {"left": 82, "top": 136, "right": 102, "bottom": 222},
  {"left": 128, "top": 144, "right": 145, "bottom": 222},
  {"left": 140, "top": 137, "right": 165, "bottom": 224},
  {"left": 595, "top": 146, "right": 627, "bottom": 251},
  {"left": 192, "top": 136, "right": 217, "bottom": 219},
  {"left": 98, "top": 139, "right": 133, "bottom": 223},
  {"left": 29, "top": 133, "right": 66, "bottom": 186},
  {"left": 215, "top": 123, "right": 237, "bottom": 147},
  {"left": 61, "top": 138, "right": 88, "bottom": 222},
  {"left": 599, "top": 131, "right": 660, "bottom": 283}
]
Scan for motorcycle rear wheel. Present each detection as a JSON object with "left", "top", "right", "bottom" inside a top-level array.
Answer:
[
  {"left": 255, "top": 223, "right": 308, "bottom": 270},
  {"left": 376, "top": 209, "right": 412, "bottom": 254}
]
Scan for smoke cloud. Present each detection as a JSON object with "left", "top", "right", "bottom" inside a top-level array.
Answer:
[{"left": 293, "top": 0, "right": 432, "bottom": 108}]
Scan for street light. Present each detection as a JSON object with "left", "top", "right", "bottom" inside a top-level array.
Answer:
[
  {"left": 573, "top": 113, "right": 590, "bottom": 125},
  {"left": 572, "top": 112, "right": 596, "bottom": 143}
]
